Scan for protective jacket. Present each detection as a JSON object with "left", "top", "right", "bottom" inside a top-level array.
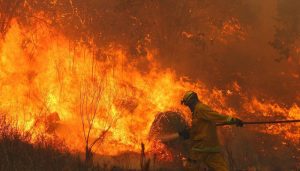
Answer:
[{"left": 190, "top": 102, "right": 232, "bottom": 153}]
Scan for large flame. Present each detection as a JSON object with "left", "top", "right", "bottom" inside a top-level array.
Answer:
[
  {"left": 0, "top": 20, "right": 299, "bottom": 158},
  {"left": 0, "top": 21, "right": 192, "bottom": 155}
]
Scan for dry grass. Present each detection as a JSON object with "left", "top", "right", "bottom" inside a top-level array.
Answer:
[{"left": 0, "top": 115, "right": 106, "bottom": 171}]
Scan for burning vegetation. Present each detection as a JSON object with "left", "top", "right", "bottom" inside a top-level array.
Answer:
[{"left": 0, "top": 0, "right": 299, "bottom": 170}]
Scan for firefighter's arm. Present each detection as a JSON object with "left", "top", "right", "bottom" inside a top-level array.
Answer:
[{"left": 199, "top": 105, "right": 243, "bottom": 127}]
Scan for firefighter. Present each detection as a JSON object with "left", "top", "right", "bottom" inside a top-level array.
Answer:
[{"left": 160, "top": 91, "right": 243, "bottom": 171}]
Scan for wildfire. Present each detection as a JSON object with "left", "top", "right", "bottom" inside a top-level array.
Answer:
[
  {"left": 0, "top": 20, "right": 299, "bottom": 160},
  {"left": 0, "top": 21, "right": 192, "bottom": 155}
]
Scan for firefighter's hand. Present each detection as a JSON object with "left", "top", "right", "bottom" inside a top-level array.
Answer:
[
  {"left": 232, "top": 118, "right": 243, "bottom": 127},
  {"left": 178, "top": 128, "right": 190, "bottom": 140}
]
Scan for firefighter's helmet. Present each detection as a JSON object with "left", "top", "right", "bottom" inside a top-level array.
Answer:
[{"left": 181, "top": 91, "right": 198, "bottom": 105}]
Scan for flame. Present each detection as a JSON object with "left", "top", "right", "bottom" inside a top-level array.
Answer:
[
  {"left": 0, "top": 21, "right": 194, "bottom": 155},
  {"left": 149, "top": 140, "right": 173, "bottom": 161},
  {"left": 209, "top": 17, "right": 247, "bottom": 44},
  {"left": 243, "top": 98, "right": 300, "bottom": 142},
  {"left": 0, "top": 20, "right": 299, "bottom": 159}
]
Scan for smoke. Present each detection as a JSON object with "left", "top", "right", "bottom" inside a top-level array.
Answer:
[
  {"left": 30, "top": 0, "right": 298, "bottom": 105},
  {"left": 8, "top": 0, "right": 298, "bottom": 106}
]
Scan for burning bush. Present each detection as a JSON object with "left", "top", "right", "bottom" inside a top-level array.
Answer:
[{"left": 149, "top": 111, "right": 189, "bottom": 167}]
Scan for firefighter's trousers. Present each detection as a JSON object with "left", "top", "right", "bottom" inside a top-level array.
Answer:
[{"left": 185, "top": 152, "right": 229, "bottom": 171}]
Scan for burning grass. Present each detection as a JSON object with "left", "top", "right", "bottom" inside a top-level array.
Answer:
[
  {"left": 0, "top": 115, "right": 92, "bottom": 171},
  {"left": 0, "top": 114, "right": 184, "bottom": 171}
]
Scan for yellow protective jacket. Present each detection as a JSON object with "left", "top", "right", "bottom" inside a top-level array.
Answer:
[{"left": 189, "top": 102, "right": 232, "bottom": 153}]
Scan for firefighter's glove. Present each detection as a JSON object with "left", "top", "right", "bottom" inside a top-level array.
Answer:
[
  {"left": 178, "top": 128, "right": 190, "bottom": 140},
  {"left": 231, "top": 118, "right": 243, "bottom": 127}
]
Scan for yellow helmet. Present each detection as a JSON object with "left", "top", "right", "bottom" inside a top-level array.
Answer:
[{"left": 181, "top": 91, "right": 198, "bottom": 105}]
